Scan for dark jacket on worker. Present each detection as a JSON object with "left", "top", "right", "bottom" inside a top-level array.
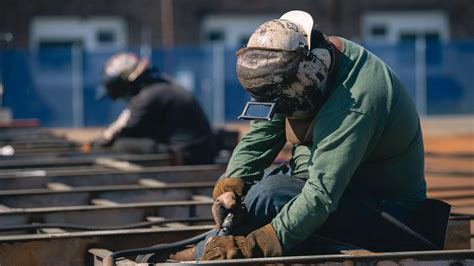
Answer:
[{"left": 100, "top": 76, "right": 216, "bottom": 165}]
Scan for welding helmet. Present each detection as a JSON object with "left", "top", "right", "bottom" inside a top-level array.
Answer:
[
  {"left": 102, "top": 52, "right": 150, "bottom": 99},
  {"left": 237, "top": 10, "right": 332, "bottom": 120}
]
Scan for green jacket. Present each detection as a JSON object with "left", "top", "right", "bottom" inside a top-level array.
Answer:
[{"left": 225, "top": 38, "right": 426, "bottom": 252}]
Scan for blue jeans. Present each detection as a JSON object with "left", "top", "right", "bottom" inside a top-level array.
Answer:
[{"left": 195, "top": 173, "right": 439, "bottom": 259}]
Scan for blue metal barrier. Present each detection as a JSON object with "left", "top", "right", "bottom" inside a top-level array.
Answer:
[{"left": 0, "top": 40, "right": 473, "bottom": 127}]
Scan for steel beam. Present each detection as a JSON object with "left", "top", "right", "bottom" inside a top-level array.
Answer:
[
  {"left": 0, "top": 164, "right": 225, "bottom": 189},
  {"left": 0, "top": 182, "right": 214, "bottom": 208},
  {"left": 0, "top": 200, "right": 213, "bottom": 226},
  {"left": 0, "top": 153, "right": 174, "bottom": 169},
  {"left": 174, "top": 250, "right": 474, "bottom": 265},
  {"left": 0, "top": 225, "right": 213, "bottom": 266}
]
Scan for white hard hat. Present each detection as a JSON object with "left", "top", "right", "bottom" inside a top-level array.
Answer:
[
  {"left": 102, "top": 52, "right": 150, "bottom": 99},
  {"left": 247, "top": 10, "right": 313, "bottom": 50}
]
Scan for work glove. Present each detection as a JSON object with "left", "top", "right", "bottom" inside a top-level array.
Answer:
[
  {"left": 200, "top": 224, "right": 282, "bottom": 260},
  {"left": 212, "top": 177, "right": 246, "bottom": 199},
  {"left": 212, "top": 191, "right": 246, "bottom": 229}
]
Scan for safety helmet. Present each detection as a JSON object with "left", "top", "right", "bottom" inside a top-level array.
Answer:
[
  {"left": 236, "top": 10, "right": 332, "bottom": 119},
  {"left": 102, "top": 52, "right": 150, "bottom": 99}
]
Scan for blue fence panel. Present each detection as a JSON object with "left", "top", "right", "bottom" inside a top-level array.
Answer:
[
  {"left": 430, "top": 40, "right": 474, "bottom": 114},
  {"left": 151, "top": 46, "right": 216, "bottom": 120},
  {"left": 1, "top": 40, "right": 473, "bottom": 127},
  {"left": 2, "top": 49, "right": 76, "bottom": 127},
  {"left": 365, "top": 40, "right": 474, "bottom": 114},
  {"left": 224, "top": 46, "right": 248, "bottom": 121}
]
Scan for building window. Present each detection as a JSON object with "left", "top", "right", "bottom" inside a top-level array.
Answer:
[
  {"left": 30, "top": 17, "right": 127, "bottom": 51},
  {"left": 207, "top": 31, "right": 225, "bottom": 42},
  {"left": 371, "top": 25, "right": 387, "bottom": 37},
  {"left": 399, "top": 32, "right": 440, "bottom": 43},
  {"left": 362, "top": 11, "right": 449, "bottom": 43},
  {"left": 96, "top": 29, "right": 116, "bottom": 44},
  {"left": 202, "top": 14, "right": 277, "bottom": 47}
]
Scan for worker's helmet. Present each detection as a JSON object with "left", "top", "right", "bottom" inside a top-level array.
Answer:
[
  {"left": 102, "top": 52, "right": 150, "bottom": 99},
  {"left": 236, "top": 10, "right": 332, "bottom": 119}
]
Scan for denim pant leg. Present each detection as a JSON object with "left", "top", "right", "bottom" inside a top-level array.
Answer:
[
  {"left": 241, "top": 174, "right": 306, "bottom": 232},
  {"left": 194, "top": 174, "right": 304, "bottom": 259}
]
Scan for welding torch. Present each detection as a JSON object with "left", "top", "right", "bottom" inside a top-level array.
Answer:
[{"left": 103, "top": 196, "right": 241, "bottom": 266}]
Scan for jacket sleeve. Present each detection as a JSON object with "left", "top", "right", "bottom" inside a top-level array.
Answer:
[
  {"left": 271, "top": 110, "right": 378, "bottom": 252},
  {"left": 102, "top": 91, "right": 158, "bottom": 141},
  {"left": 225, "top": 114, "right": 287, "bottom": 183}
]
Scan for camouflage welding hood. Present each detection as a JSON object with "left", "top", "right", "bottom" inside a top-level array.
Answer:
[{"left": 236, "top": 11, "right": 332, "bottom": 119}]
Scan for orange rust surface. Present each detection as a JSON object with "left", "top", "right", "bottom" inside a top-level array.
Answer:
[
  {"left": 426, "top": 157, "right": 473, "bottom": 171},
  {"left": 424, "top": 134, "right": 474, "bottom": 154},
  {"left": 426, "top": 176, "right": 473, "bottom": 190}
]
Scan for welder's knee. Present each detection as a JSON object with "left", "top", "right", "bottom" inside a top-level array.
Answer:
[{"left": 243, "top": 174, "right": 305, "bottom": 228}]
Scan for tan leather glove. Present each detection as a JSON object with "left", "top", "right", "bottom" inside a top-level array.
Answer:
[
  {"left": 201, "top": 224, "right": 282, "bottom": 260},
  {"left": 212, "top": 177, "right": 246, "bottom": 199},
  {"left": 212, "top": 191, "right": 238, "bottom": 228},
  {"left": 212, "top": 191, "right": 246, "bottom": 230}
]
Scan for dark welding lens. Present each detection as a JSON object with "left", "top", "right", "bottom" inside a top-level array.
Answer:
[{"left": 238, "top": 101, "right": 277, "bottom": 121}]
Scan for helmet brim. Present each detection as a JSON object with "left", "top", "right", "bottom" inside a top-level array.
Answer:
[{"left": 280, "top": 10, "right": 314, "bottom": 48}]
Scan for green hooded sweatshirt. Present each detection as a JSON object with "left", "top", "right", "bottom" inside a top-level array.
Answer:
[{"left": 225, "top": 37, "right": 426, "bottom": 252}]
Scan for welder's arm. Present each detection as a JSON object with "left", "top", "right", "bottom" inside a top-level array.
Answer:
[
  {"left": 271, "top": 111, "right": 378, "bottom": 253},
  {"left": 91, "top": 109, "right": 132, "bottom": 147},
  {"left": 213, "top": 114, "right": 286, "bottom": 198},
  {"left": 93, "top": 92, "right": 158, "bottom": 147}
]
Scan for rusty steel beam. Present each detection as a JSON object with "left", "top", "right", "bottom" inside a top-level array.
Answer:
[
  {"left": 0, "top": 146, "right": 82, "bottom": 155},
  {"left": 0, "top": 216, "right": 214, "bottom": 232},
  {"left": 0, "top": 145, "right": 131, "bottom": 160},
  {"left": 426, "top": 169, "right": 474, "bottom": 177},
  {"left": 165, "top": 250, "right": 474, "bottom": 265},
  {"left": 0, "top": 182, "right": 214, "bottom": 208},
  {"left": 425, "top": 151, "right": 474, "bottom": 159},
  {"left": 0, "top": 164, "right": 225, "bottom": 189},
  {"left": 2, "top": 142, "right": 75, "bottom": 149},
  {"left": 0, "top": 128, "right": 45, "bottom": 140},
  {"left": 0, "top": 153, "right": 174, "bottom": 169},
  {"left": 0, "top": 225, "right": 213, "bottom": 266},
  {"left": 0, "top": 128, "right": 66, "bottom": 144},
  {"left": 0, "top": 150, "right": 124, "bottom": 161},
  {"left": 0, "top": 200, "right": 213, "bottom": 227}
]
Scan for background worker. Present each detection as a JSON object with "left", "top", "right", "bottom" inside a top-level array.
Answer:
[
  {"left": 187, "top": 10, "right": 447, "bottom": 260},
  {"left": 90, "top": 52, "right": 216, "bottom": 165}
]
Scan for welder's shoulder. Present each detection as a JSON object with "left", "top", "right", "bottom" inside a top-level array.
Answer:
[
  {"left": 343, "top": 39, "right": 404, "bottom": 115},
  {"left": 149, "top": 82, "right": 195, "bottom": 102},
  {"left": 129, "top": 85, "right": 162, "bottom": 107},
  {"left": 132, "top": 83, "right": 186, "bottom": 105}
]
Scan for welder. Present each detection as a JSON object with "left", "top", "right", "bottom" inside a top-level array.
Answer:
[
  {"left": 173, "top": 10, "right": 444, "bottom": 260},
  {"left": 90, "top": 52, "right": 216, "bottom": 165}
]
